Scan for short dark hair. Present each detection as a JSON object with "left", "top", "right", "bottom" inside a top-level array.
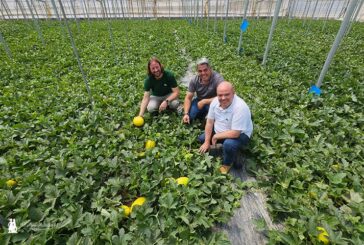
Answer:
[{"left": 147, "top": 57, "right": 164, "bottom": 76}]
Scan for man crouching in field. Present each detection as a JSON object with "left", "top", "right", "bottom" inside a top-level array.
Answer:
[{"left": 198, "top": 81, "right": 253, "bottom": 174}]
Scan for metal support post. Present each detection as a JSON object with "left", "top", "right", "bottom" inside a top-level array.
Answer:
[
  {"left": 214, "top": 0, "right": 219, "bottom": 32},
  {"left": 25, "top": 0, "right": 45, "bottom": 46},
  {"left": 237, "top": 0, "right": 249, "bottom": 54},
  {"left": 0, "top": 31, "right": 12, "bottom": 59},
  {"left": 57, "top": 0, "right": 94, "bottom": 108},
  {"left": 316, "top": 0, "right": 358, "bottom": 88},
  {"left": 262, "top": 0, "right": 282, "bottom": 65},
  {"left": 222, "top": 0, "right": 229, "bottom": 43}
]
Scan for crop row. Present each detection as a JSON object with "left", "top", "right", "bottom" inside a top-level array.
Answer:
[{"left": 1, "top": 18, "right": 363, "bottom": 244}]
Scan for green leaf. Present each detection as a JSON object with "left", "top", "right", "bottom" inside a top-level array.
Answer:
[
  {"left": 349, "top": 190, "right": 363, "bottom": 203},
  {"left": 159, "top": 193, "right": 177, "bottom": 210},
  {"left": 0, "top": 157, "right": 7, "bottom": 165},
  {"left": 179, "top": 215, "right": 189, "bottom": 225},
  {"left": 66, "top": 232, "right": 79, "bottom": 244},
  {"left": 328, "top": 173, "right": 346, "bottom": 184},
  {"left": 101, "top": 209, "right": 111, "bottom": 218}
]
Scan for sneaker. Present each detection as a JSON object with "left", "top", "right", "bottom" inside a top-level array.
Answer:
[{"left": 219, "top": 165, "right": 231, "bottom": 174}]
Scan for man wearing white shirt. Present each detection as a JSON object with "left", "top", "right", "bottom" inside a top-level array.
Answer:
[{"left": 198, "top": 81, "right": 253, "bottom": 174}]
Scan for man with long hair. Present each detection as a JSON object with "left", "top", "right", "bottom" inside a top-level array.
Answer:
[{"left": 138, "top": 57, "right": 180, "bottom": 117}]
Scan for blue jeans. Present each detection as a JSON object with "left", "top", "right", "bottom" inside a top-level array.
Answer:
[
  {"left": 198, "top": 131, "right": 250, "bottom": 166},
  {"left": 189, "top": 98, "right": 209, "bottom": 121}
]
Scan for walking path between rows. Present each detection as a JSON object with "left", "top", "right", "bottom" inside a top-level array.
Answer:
[
  {"left": 177, "top": 33, "right": 281, "bottom": 244},
  {"left": 216, "top": 151, "right": 283, "bottom": 245}
]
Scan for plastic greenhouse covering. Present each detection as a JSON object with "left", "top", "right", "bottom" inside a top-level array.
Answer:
[{"left": 0, "top": 0, "right": 363, "bottom": 244}]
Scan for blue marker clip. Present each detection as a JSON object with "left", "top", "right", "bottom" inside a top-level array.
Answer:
[
  {"left": 223, "top": 35, "right": 227, "bottom": 43},
  {"left": 240, "top": 19, "right": 249, "bottom": 32},
  {"left": 309, "top": 85, "right": 321, "bottom": 95}
]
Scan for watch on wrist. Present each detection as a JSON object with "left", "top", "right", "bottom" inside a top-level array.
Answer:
[{"left": 165, "top": 100, "right": 169, "bottom": 105}]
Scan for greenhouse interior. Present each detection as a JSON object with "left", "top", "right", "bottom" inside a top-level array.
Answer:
[{"left": 1, "top": 0, "right": 363, "bottom": 244}]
